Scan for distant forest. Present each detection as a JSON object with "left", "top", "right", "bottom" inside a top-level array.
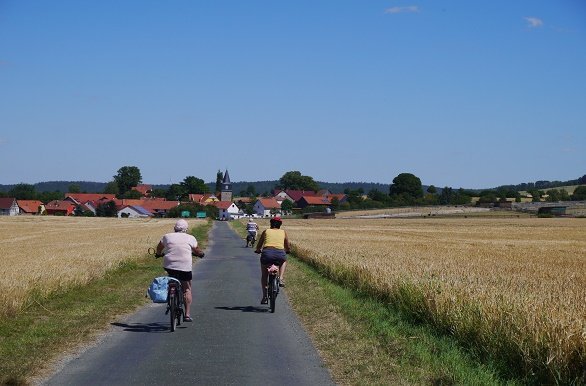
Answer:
[{"left": 0, "top": 175, "right": 583, "bottom": 196}]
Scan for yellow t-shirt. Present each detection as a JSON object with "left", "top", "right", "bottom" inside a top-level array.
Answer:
[{"left": 263, "top": 229, "right": 286, "bottom": 249}]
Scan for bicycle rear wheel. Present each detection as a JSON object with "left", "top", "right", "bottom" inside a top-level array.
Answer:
[
  {"left": 169, "top": 293, "right": 177, "bottom": 332},
  {"left": 269, "top": 276, "right": 277, "bottom": 313},
  {"left": 176, "top": 290, "right": 183, "bottom": 326}
]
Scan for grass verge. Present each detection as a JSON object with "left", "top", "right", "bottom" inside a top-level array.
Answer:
[
  {"left": 0, "top": 220, "right": 212, "bottom": 385},
  {"left": 285, "top": 257, "right": 522, "bottom": 385}
]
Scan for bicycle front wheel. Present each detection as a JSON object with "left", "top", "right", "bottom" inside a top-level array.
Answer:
[{"left": 169, "top": 293, "right": 177, "bottom": 332}]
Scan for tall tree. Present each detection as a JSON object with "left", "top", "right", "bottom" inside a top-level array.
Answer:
[
  {"left": 68, "top": 184, "right": 81, "bottom": 193},
  {"left": 113, "top": 166, "right": 142, "bottom": 196},
  {"left": 215, "top": 170, "right": 223, "bottom": 194},
  {"left": 181, "top": 176, "right": 209, "bottom": 194},
  {"left": 278, "top": 171, "right": 319, "bottom": 191},
  {"left": 389, "top": 173, "right": 423, "bottom": 202}
]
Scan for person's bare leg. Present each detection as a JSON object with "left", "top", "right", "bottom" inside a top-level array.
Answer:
[
  {"left": 260, "top": 265, "right": 268, "bottom": 300},
  {"left": 182, "top": 280, "right": 192, "bottom": 318},
  {"left": 279, "top": 261, "right": 287, "bottom": 282}
]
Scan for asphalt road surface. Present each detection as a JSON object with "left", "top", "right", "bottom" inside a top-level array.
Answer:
[{"left": 43, "top": 221, "right": 334, "bottom": 386}]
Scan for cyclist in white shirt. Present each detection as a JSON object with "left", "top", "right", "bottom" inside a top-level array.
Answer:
[{"left": 155, "top": 219, "right": 204, "bottom": 322}]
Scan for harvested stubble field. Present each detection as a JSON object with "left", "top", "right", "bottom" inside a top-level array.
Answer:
[
  {"left": 271, "top": 217, "right": 586, "bottom": 383},
  {"left": 0, "top": 216, "right": 198, "bottom": 318}
]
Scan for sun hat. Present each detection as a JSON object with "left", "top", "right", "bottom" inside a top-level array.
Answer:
[{"left": 174, "top": 219, "right": 189, "bottom": 232}]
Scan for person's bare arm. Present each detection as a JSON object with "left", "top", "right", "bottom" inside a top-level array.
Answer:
[
  {"left": 191, "top": 245, "right": 205, "bottom": 258},
  {"left": 255, "top": 230, "right": 266, "bottom": 254},
  {"left": 155, "top": 241, "right": 164, "bottom": 257},
  {"left": 284, "top": 231, "right": 291, "bottom": 253}
]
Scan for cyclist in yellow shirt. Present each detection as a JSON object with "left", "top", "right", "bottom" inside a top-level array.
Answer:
[{"left": 255, "top": 216, "right": 290, "bottom": 304}]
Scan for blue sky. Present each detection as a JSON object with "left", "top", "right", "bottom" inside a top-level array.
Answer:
[{"left": 1, "top": 1, "right": 584, "bottom": 189}]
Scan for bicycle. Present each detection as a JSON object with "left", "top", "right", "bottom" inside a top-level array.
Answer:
[
  {"left": 148, "top": 247, "right": 185, "bottom": 332},
  {"left": 245, "top": 230, "right": 257, "bottom": 248},
  {"left": 166, "top": 277, "right": 184, "bottom": 332},
  {"left": 265, "top": 264, "right": 281, "bottom": 313}
]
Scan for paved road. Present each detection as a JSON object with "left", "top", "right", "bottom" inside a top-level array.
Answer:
[{"left": 43, "top": 221, "right": 334, "bottom": 386}]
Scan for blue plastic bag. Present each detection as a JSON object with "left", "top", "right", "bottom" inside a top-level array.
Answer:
[{"left": 147, "top": 276, "right": 170, "bottom": 303}]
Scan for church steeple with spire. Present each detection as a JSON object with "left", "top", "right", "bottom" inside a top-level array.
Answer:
[{"left": 220, "top": 169, "right": 232, "bottom": 202}]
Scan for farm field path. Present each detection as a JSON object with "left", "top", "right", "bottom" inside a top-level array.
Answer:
[{"left": 42, "top": 221, "right": 334, "bottom": 386}]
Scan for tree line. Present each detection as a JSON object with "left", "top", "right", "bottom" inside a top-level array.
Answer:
[{"left": 2, "top": 167, "right": 584, "bottom": 210}]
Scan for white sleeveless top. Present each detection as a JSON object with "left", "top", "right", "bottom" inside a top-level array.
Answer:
[{"left": 161, "top": 232, "right": 198, "bottom": 272}]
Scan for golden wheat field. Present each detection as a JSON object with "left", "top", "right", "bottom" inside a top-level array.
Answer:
[
  {"left": 262, "top": 217, "right": 586, "bottom": 380},
  {"left": 0, "top": 216, "right": 202, "bottom": 318}
]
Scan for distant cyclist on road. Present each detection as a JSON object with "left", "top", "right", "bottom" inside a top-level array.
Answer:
[
  {"left": 255, "top": 216, "right": 290, "bottom": 304},
  {"left": 245, "top": 218, "right": 259, "bottom": 246},
  {"left": 156, "top": 219, "right": 204, "bottom": 322}
]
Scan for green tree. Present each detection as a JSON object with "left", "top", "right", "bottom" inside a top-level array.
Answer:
[
  {"left": 9, "top": 183, "right": 37, "bottom": 200},
  {"left": 330, "top": 197, "right": 340, "bottom": 211},
  {"left": 546, "top": 189, "right": 569, "bottom": 202},
  {"left": 277, "top": 171, "right": 319, "bottom": 191},
  {"left": 389, "top": 173, "right": 423, "bottom": 204},
  {"left": 427, "top": 185, "right": 437, "bottom": 194},
  {"left": 572, "top": 185, "right": 586, "bottom": 200},
  {"left": 346, "top": 190, "right": 363, "bottom": 206},
  {"left": 113, "top": 166, "right": 142, "bottom": 196},
  {"left": 121, "top": 190, "right": 143, "bottom": 199},
  {"left": 244, "top": 203, "right": 254, "bottom": 216},
  {"left": 181, "top": 176, "right": 209, "bottom": 194},
  {"left": 478, "top": 192, "right": 497, "bottom": 204},
  {"left": 166, "top": 184, "right": 187, "bottom": 201},
  {"left": 68, "top": 184, "right": 81, "bottom": 193},
  {"left": 103, "top": 181, "right": 120, "bottom": 195},
  {"left": 215, "top": 170, "right": 223, "bottom": 194},
  {"left": 281, "top": 199, "right": 294, "bottom": 214},
  {"left": 38, "top": 191, "right": 62, "bottom": 203},
  {"left": 367, "top": 189, "right": 389, "bottom": 203},
  {"left": 246, "top": 184, "right": 256, "bottom": 197},
  {"left": 95, "top": 200, "right": 117, "bottom": 217}
]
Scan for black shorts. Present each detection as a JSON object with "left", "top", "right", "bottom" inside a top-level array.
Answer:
[
  {"left": 165, "top": 268, "right": 192, "bottom": 281},
  {"left": 260, "top": 249, "right": 287, "bottom": 266}
]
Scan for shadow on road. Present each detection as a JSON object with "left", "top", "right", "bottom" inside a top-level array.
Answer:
[
  {"left": 215, "top": 305, "right": 269, "bottom": 313},
  {"left": 111, "top": 322, "right": 174, "bottom": 333}
]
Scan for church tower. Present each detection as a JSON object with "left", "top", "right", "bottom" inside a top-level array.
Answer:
[{"left": 220, "top": 169, "right": 233, "bottom": 202}]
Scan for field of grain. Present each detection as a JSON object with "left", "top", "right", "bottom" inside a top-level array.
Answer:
[
  {"left": 267, "top": 217, "right": 586, "bottom": 382},
  {"left": 0, "top": 217, "right": 201, "bottom": 318}
]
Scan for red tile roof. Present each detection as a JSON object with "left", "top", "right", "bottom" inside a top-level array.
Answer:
[
  {"left": 0, "top": 197, "right": 17, "bottom": 209},
  {"left": 326, "top": 193, "right": 347, "bottom": 201},
  {"left": 139, "top": 200, "right": 180, "bottom": 211},
  {"left": 213, "top": 201, "right": 234, "bottom": 210},
  {"left": 65, "top": 193, "right": 116, "bottom": 204},
  {"left": 281, "top": 190, "right": 318, "bottom": 202},
  {"left": 17, "top": 200, "right": 44, "bottom": 214},
  {"left": 131, "top": 184, "right": 152, "bottom": 196},
  {"left": 257, "top": 198, "right": 281, "bottom": 209},
  {"left": 45, "top": 200, "right": 76, "bottom": 212},
  {"left": 299, "top": 196, "right": 331, "bottom": 205}
]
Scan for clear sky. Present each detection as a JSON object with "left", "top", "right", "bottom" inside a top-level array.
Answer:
[{"left": 1, "top": 1, "right": 584, "bottom": 189}]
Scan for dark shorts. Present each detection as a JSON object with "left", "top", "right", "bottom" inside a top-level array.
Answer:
[
  {"left": 165, "top": 268, "right": 192, "bottom": 282},
  {"left": 260, "top": 248, "right": 287, "bottom": 266}
]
